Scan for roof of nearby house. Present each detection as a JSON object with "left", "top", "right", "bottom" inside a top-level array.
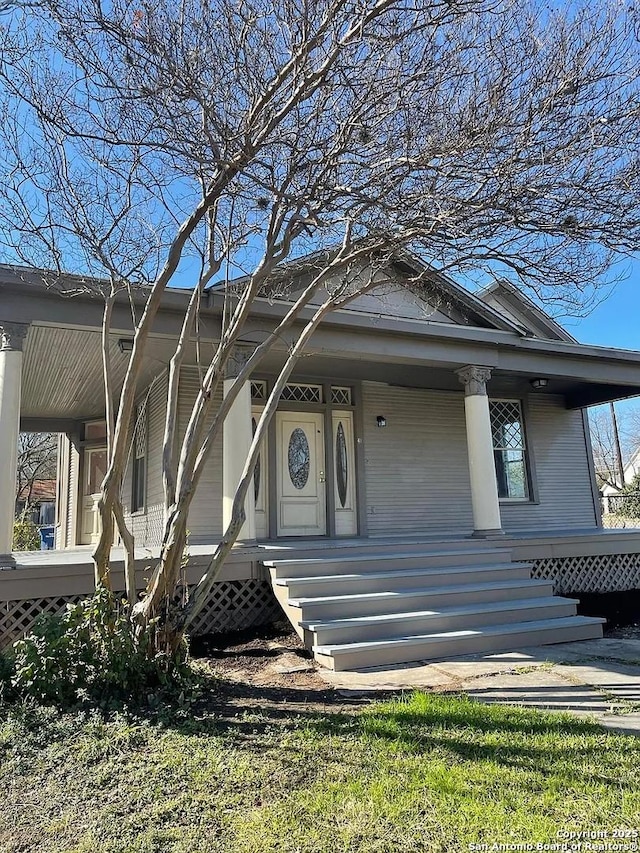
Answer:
[{"left": 16, "top": 479, "right": 56, "bottom": 503}]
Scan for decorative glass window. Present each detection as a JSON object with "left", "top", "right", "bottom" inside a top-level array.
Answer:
[
  {"left": 131, "top": 400, "right": 148, "bottom": 512},
  {"left": 281, "top": 383, "right": 322, "bottom": 403},
  {"left": 331, "top": 386, "right": 353, "bottom": 405},
  {"left": 489, "top": 400, "right": 528, "bottom": 500},
  {"left": 335, "top": 421, "right": 348, "bottom": 507},
  {"left": 251, "top": 416, "right": 261, "bottom": 505},
  {"left": 288, "top": 428, "right": 310, "bottom": 489},
  {"left": 250, "top": 381, "right": 267, "bottom": 401}
]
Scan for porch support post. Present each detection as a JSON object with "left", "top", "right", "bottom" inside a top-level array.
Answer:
[
  {"left": 223, "top": 349, "right": 255, "bottom": 543},
  {"left": 456, "top": 365, "right": 504, "bottom": 538},
  {"left": 0, "top": 323, "right": 28, "bottom": 568}
]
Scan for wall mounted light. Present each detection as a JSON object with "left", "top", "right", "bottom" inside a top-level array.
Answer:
[
  {"left": 118, "top": 338, "right": 134, "bottom": 353},
  {"left": 530, "top": 378, "right": 549, "bottom": 390},
  {"left": 376, "top": 415, "right": 387, "bottom": 428}
]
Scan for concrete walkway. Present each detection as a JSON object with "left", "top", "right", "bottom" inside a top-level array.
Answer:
[{"left": 317, "top": 638, "right": 640, "bottom": 735}]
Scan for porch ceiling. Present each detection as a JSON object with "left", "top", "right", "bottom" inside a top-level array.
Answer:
[
  {"left": 19, "top": 313, "right": 640, "bottom": 425},
  {"left": 20, "top": 324, "right": 216, "bottom": 423}
]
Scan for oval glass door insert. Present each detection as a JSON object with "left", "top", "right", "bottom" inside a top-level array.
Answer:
[
  {"left": 288, "top": 428, "right": 310, "bottom": 490},
  {"left": 252, "top": 417, "right": 260, "bottom": 504},
  {"left": 335, "top": 421, "right": 348, "bottom": 507}
]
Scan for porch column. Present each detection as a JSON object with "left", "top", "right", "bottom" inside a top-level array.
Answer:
[
  {"left": 0, "top": 323, "right": 28, "bottom": 568},
  {"left": 456, "top": 365, "right": 503, "bottom": 537},
  {"left": 223, "top": 349, "right": 256, "bottom": 542}
]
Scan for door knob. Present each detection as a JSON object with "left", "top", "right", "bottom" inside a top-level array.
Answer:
[{"left": 319, "top": 471, "right": 326, "bottom": 483}]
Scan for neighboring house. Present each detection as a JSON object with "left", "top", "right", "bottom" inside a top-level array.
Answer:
[
  {"left": 601, "top": 447, "right": 640, "bottom": 512},
  {"left": 2, "top": 258, "right": 640, "bottom": 667},
  {"left": 15, "top": 478, "right": 57, "bottom": 526}
]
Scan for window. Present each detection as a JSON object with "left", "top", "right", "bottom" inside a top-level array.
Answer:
[
  {"left": 132, "top": 400, "right": 148, "bottom": 512},
  {"left": 489, "top": 399, "right": 529, "bottom": 500}
]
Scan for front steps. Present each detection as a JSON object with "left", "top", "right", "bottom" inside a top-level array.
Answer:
[{"left": 263, "top": 545, "right": 605, "bottom": 672}]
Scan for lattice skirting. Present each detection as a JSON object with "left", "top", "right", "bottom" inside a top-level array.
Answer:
[
  {"left": 0, "top": 579, "right": 281, "bottom": 650},
  {"left": 531, "top": 553, "right": 640, "bottom": 594}
]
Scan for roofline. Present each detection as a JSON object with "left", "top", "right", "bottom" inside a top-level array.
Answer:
[{"left": 479, "top": 279, "right": 577, "bottom": 343}]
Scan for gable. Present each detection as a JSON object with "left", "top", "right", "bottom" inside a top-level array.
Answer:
[
  {"left": 478, "top": 280, "right": 576, "bottom": 342},
  {"left": 260, "top": 253, "right": 524, "bottom": 332}
]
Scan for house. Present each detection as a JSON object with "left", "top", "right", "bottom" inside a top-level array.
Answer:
[
  {"left": 15, "top": 478, "right": 57, "bottom": 526},
  {"left": 1, "top": 258, "right": 640, "bottom": 668}
]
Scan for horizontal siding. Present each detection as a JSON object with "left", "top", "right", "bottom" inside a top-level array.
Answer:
[
  {"left": 501, "top": 395, "right": 597, "bottom": 531},
  {"left": 361, "top": 383, "right": 597, "bottom": 536},
  {"left": 122, "top": 371, "right": 168, "bottom": 548},
  {"left": 177, "top": 367, "right": 223, "bottom": 543},
  {"left": 362, "top": 382, "right": 474, "bottom": 534}
]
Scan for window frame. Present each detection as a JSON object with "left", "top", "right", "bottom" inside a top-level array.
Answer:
[
  {"left": 489, "top": 397, "right": 532, "bottom": 503},
  {"left": 131, "top": 398, "right": 148, "bottom": 514}
]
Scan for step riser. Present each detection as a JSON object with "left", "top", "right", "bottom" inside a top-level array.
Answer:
[
  {"left": 310, "top": 601, "right": 578, "bottom": 645},
  {"left": 281, "top": 566, "right": 531, "bottom": 598},
  {"left": 293, "top": 581, "right": 556, "bottom": 621},
  {"left": 316, "top": 622, "right": 604, "bottom": 672},
  {"left": 268, "top": 550, "right": 511, "bottom": 578}
]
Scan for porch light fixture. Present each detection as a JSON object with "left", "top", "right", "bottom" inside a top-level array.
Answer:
[
  {"left": 376, "top": 415, "right": 387, "bottom": 428},
  {"left": 530, "top": 378, "right": 549, "bottom": 390},
  {"left": 118, "top": 337, "right": 134, "bottom": 353}
]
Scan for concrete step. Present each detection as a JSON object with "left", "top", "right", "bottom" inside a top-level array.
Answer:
[
  {"left": 303, "top": 597, "right": 579, "bottom": 645},
  {"left": 289, "top": 578, "right": 555, "bottom": 621},
  {"left": 264, "top": 547, "right": 511, "bottom": 578},
  {"left": 314, "top": 615, "right": 606, "bottom": 671},
  {"left": 274, "top": 562, "right": 532, "bottom": 598}
]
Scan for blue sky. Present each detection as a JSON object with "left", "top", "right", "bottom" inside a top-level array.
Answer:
[
  {"left": 562, "top": 256, "right": 640, "bottom": 424},
  {"left": 563, "top": 257, "right": 640, "bottom": 351}
]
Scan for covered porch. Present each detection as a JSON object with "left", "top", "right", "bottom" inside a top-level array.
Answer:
[{"left": 3, "top": 528, "right": 640, "bottom": 659}]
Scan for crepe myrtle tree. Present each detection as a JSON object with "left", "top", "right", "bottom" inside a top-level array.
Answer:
[{"left": 0, "top": 0, "right": 639, "bottom": 653}]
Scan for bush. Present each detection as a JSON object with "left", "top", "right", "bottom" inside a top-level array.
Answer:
[
  {"left": 0, "top": 649, "right": 15, "bottom": 701},
  {"left": 615, "top": 472, "right": 640, "bottom": 519},
  {"left": 10, "top": 586, "right": 197, "bottom": 711},
  {"left": 12, "top": 513, "right": 41, "bottom": 551}
]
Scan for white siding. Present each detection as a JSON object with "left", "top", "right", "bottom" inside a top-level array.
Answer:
[{"left": 361, "top": 382, "right": 597, "bottom": 535}]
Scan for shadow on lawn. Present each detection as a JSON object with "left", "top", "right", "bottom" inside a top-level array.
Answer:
[{"left": 180, "top": 676, "right": 640, "bottom": 787}]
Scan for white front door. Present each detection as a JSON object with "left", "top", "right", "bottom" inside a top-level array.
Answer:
[
  {"left": 276, "top": 412, "right": 326, "bottom": 536},
  {"left": 80, "top": 447, "right": 107, "bottom": 545}
]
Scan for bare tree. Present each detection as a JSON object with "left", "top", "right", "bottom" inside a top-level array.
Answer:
[
  {"left": 590, "top": 404, "right": 640, "bottom": 490},
  {"left": 0, "top": 0, "right": 639, "bottom": 652},
  {"left": 15, "top": 432, "right": 58, "bottom": 514}
]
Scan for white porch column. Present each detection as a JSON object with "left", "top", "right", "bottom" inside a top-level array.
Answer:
[
  {"left": 223, "top": 350, "right": 256, "bottom": 542},
  {"left": 456, "top": 365, "right": 503, "bottom": 538},
  {"left": 0, "top": 323, "right": 28, "bottom": 568}
]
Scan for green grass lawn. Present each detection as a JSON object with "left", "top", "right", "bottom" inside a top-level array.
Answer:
[{"left": 1, "top": 688, "right": 639, "bottom": 853}]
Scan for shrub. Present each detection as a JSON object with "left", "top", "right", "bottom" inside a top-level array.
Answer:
[
  {"left": 10, "top": 586, "right": 197, "bottom": 711},
  {"left": 12, "top": 513, "right": 41, "bottom": 551},
  {"left": 615, "top": 472, "right": 640, "bottom": 519},
  {"left": 0, "top": 649, "right": 15, "bottom": 701}
]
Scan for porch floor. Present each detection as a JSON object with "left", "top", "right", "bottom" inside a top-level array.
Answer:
[{"left": 10, "top": 525, "right": 640, "bottom": 571}]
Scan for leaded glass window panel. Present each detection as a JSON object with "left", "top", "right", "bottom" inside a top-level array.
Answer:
[
  {"left": 281, "top": 383, "right": 322, "bottom": 403},
  {"left": 288, "top": 428, "right": 310, "bottom": 489},
  {"left": 252, "top": 417, "right": 260, "bottom": 505},
  {"left": 335, "top": 421, "right": 348, "bottom": 507},
  {"left": 489, "top": 399, "right": 528, "bottom": 500}
]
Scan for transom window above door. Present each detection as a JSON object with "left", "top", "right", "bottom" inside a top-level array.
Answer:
[{"left": 280, "top": 383, "right": 323, "bottom": 403}]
